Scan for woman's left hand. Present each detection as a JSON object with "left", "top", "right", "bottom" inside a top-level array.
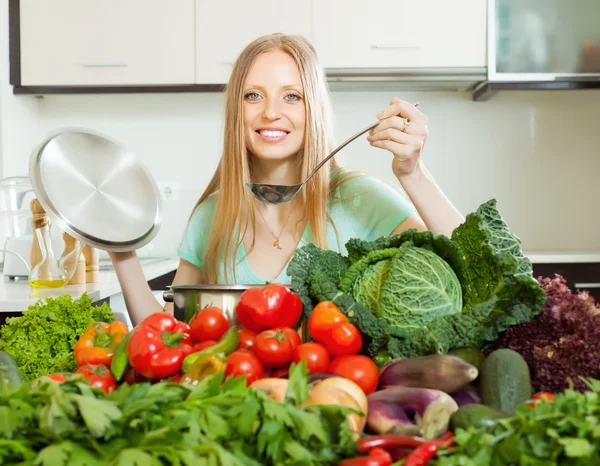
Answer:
[{"left": 367, "top": 97, "right": 429, "bottom": 179}]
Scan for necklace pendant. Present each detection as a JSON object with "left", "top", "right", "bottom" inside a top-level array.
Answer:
[{"left": 272, "top": 238, "right": 282, "bottom": 250}]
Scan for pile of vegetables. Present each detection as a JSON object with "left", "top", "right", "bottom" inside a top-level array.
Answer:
[
  {"left": 287, "top": 199, "right": 547, "bottom": 360},
  {"left": 0, "top": 294, "right": 114, "bottom": 381},
  {"left": 487, "top": 274, "right": 600, "bottom": 393}
]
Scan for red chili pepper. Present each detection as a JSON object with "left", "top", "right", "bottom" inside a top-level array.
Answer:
[
  {"left": 358, "top": 435, "right": 427, "bottom": 454},
  {"left": 127, "top": 313, "right": 193, "bottom": 379},
  {"left": 338, "top": 455, "right": 392, "bottom": 466},
  {"left": 432, "top": 432, "right": 455, "bottom": 449},
  {"left": 403, "top": 441, "right": 439, "bottom": 466},
  {"left": 369, "top": 448, "right": 392, "bottom": 463}
]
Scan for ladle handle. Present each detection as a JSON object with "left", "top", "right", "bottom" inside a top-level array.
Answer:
[{"left": 304, "top": 122, "right": 379, "bottom": 184}]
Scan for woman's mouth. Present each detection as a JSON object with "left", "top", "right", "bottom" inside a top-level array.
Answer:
[{"left": 256, "top": 129, "right": 289, "bottom": 143}]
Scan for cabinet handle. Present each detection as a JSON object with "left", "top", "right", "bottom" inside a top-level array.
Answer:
[
  {"left": 574, "top": 283, "right": 600, "bottom": 289},
  {"left": 76, "top": 62, "right": 129, "bottom": 68},
  {"left": 369, "top": 44, "right": 420, "bottom": 51}
]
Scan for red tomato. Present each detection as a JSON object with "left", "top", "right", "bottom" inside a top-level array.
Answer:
[
  {"left": 47, "top": 373, "right": 68, "bottom": 383},
  {"left": 237, "top": 329, "right": 257, "bottom": 352},
  {"left": 189, "top": 308, "right": 229, "bottom": 343},
  {"left": 225, "top": 351, "right": 264, "bottom": 386},
  {"left": 192, "top": 340, "right": 217, "bottom": 352},
  {"left": 292, "top": 342, "right": 330, "bottom": 374},
  {"left": 272, "top": 365, "right": 290, "bottom": 378},
  {"left": 308, "top": 302, "right": 348, "bottom": 343},
  {"left": 254, "top": 329, "right": 293, "bottom": 367},
  {"left": 75, "top": 364, "right": 118, "bottom": 395},
  {"left": 323, "top": 321, "right": 362, "bottom": 357},
  {"left": 275, "top": 327, "right": 302, "bottom": 351},
  {"left": 235, "top": 284, "right": 302, "bottom": 333},
  {"left": 530, "top": 392, "right": 554, "bottom": 407},
  {"left": 329, "top": 355, "right": 379, "bottom": 395}
]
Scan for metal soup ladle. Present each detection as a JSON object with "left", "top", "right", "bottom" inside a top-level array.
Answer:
[{"left": 247, "top": 103, "right": 418, "bottom": 204}]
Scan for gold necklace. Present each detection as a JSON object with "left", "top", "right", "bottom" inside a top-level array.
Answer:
[{"left": 256, "top": 203, "right": 297, "bottom": 250}]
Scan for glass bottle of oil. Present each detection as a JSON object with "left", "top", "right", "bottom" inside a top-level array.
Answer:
[{"left": 28, "top": 199, "right": 68, "bottom": 288}]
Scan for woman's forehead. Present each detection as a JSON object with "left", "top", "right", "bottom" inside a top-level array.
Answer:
[{"left": 244, "top": 51, "right": 303, "bottom": 90}]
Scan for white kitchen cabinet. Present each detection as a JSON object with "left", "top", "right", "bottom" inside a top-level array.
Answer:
[
  {"left": 195, "top": 0, "right": 312, "bottom": 84},
  {"left": 313, "top": 0, "right": 486, "bottom": 69},
  {"left": 19, "top": 0, "right": 195, "bottom": 86}
]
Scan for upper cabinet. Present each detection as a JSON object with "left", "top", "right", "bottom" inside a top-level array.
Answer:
[
  {"left": 313, "top": 0, "right": 487, "bottom": 69},
  {"left": 194, "top": 0, "right": 312, "bottom": 84},
  {"left": 18, "top": 0, "right": 195, "bottom": 86}
]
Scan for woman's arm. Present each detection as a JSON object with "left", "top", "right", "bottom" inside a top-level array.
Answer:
[
  {"left": 368, "top": 97, "right": 464, "bottom": 237},
  {"left": 109, "top": 251, "right": 205, "bottom": 326}
]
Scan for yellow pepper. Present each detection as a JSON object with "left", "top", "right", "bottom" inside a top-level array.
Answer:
[{"left": 180, "top": 354, "right": 226, "bottom": 386}]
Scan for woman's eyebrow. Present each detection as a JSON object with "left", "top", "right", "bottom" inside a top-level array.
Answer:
[{"left": 243, "top": 84, "right": 303, "bottom": 91}]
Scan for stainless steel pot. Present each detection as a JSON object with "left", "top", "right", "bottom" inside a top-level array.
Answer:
[{"left": 163, "top": 284, "right": 309, "bottom": 341}]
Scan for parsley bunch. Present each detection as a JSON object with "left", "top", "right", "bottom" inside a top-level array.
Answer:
[{"left": 0, "top": 363, "right": 358, "bottom": 465}]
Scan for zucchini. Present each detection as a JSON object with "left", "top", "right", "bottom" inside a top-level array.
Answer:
[
  {"left": 0, "top": 351, "right": 24, "bottom": 395},
  {"left": 480, "top": 349, "right": 531, "bottom": 413},
  {"left": 450, "top": 403, "right": 507, "bottom": 430}
]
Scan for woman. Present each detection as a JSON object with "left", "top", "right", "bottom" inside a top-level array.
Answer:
[{"left": 109, "top": 34, "right": 464, "bottom": 326}]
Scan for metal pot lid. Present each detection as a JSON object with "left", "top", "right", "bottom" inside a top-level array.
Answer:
[{"left": 29, "top": 128, "right": 162, "bottom": 252}]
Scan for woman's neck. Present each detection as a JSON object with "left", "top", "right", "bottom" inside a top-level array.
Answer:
[{"left": 251, "top": 155, "right": 300, "bottom": 186}]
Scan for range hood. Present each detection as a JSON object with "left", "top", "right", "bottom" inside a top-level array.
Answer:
[
  {"left": 325, "top": 67, "right": 488, "bottom": 92},
  {"left": 474, "top": 0, "right": 600, "bottom": 101}
]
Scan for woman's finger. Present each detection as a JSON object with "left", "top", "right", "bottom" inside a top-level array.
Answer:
[
  {"left": 368, "top": 127, "right": 422, "bottom": 146},
  {"left": 370, "top": 115, "right": 427, "bottom": 136},
  {"left": 377, "top": 98, "right": 425, "bottom": 123},
  {"left": 369, "top": 138, "right": 419, "bottom": 157}
]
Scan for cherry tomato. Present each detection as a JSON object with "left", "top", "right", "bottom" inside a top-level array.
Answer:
[
  {"left": 254, "top": 329, "right": 293, "bottom": 367},
  {"left": 192, "top": 340, "right": 217, "bottom": 352},
  {"left": 189, "top": 308, "right": 229, "bottom": 343},
  {"left": 292, "top": 342, "right": 330, "bottom": 374},
  {"left": 309, "top": 302, "right": 348, "bottom": 343},
  {"left": 329, "top": 355, "right": 379, "bottom": 395},
  {"left": 75, "top": 364, "right": 118, "bottom": 395},
  {"left": 225, "top": 351, "right": 264, "bottom": 386},
  {"left": 47, "top": 373, "right": 69, "bottom": 383},
  {"left": 236, "top": 284, "right": 302, "bottom": 332},
  {"left": 237, "top": 329, "right": 257, "bottom": 352},
  {"left": 322, "top": 321, "right": 362, "bottom": 357},
  {"left": 530, "top": 392, "right": 554, "bottom": 407},
  {"left": 275, "top": 327, "right": 302, "bottom": 351}
]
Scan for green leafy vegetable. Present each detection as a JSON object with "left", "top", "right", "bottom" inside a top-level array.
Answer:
[
  {"left": 288, "top": 199, "right": 546, "bottom": 359},
  {"left": 0, "top": 363, "right": 357, "bottom": 465},
  {"left": 434, "top": 378, "right": 600, "bottom": 465},
  {"left": 0, "top": 294, "right": 114, "bottom": 381}
]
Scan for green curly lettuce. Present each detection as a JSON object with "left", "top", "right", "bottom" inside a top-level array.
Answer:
[{"left": 0, "top": 293, "right": 114, "bottom": 381}]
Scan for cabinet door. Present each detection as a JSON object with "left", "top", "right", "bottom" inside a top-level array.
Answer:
[
  {"left": 19, "top": 0, "right": 195, "bottom": 86},
  {"left": 195, "top": 0, "right": 312, "bottom": 84},
  {"left": 313, "top": 0, "right": 486, "bottom": 69}
]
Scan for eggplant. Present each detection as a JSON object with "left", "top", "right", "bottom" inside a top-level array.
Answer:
[
  {"left": 451, "top": 384, "right": 482, "bottom": 406},
  {"left": 378, "top": 354, "right": 478, "bottom": 393},
  {"left": 366, "top": 399, "right": 420, "bottom": 436},
  {"left": 368, "top": 386, "right": 458, "bottom": 439}
]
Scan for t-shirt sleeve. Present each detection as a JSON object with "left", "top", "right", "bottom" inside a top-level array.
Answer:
[
  {"left": 177, "top": 196, "right": 217, "bottom": 270},
  {"left": 338, "top": 173, "right": 416, "bottom": 240}
]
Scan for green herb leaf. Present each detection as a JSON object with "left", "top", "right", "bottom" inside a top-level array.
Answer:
[{"left": 285, "top": 361, "right": 310, "bottom": 406}]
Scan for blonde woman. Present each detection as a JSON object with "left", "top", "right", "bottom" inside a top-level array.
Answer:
[{"left": 109, "top": 34, "right": 464, "bottom": 326}]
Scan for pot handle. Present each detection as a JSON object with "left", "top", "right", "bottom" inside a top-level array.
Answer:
[{"left": 163, "top": 290, "right": 174, "bottom": 303}]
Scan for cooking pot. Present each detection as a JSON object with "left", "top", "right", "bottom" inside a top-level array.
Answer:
[{"left": 163, "top": 284, "right": 309, "bottom": 341}]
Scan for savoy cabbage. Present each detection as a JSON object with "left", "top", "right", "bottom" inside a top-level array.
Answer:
[{"left": 287, "top": 199, "right": 546, "bottom": 359}]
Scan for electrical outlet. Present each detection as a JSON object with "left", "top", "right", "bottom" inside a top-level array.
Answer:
[{"left": 157, "top": 182, "right": 180, "bottom": 201}]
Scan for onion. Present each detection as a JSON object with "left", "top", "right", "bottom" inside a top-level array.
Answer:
[
  {"left": 310, "top": 376, "right": 368, "bottom": 416},
  {"left": 250, "top": 378, "right": 289, "bottom": 402},
  {"left": 302, "top": 385, "right": 365, "bottom": 432}
]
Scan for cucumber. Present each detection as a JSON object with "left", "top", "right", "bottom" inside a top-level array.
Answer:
[
  {"left": 448, "top": 347, "right": 486, "bottom": 370},
  {"left": 0, "top": 351, "right": 24, "bottom": 395},
  {"left": 480, "top": 349, "right": 531, "bottom": 413},
  {"left": 450, "top": 403, "right": 507, "bottom": 430}
]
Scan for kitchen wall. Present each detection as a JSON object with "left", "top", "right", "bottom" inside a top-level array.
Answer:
[{"left": 15, "top": 88, "right": 597, "bottom": 259}]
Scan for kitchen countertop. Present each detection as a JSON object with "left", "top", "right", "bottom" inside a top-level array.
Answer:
[
  {"left": 0, "top": 257, "right": 179, "bottom": 313},
  {"left": 525, "top": 253, "right": 600, "bottom": 264}
]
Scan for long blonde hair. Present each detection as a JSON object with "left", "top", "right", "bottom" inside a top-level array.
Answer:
[{"left": 193, "top": 33, "right": 342, "bottom": 283}]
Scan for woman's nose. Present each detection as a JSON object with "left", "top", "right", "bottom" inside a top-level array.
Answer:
[{"left": 262, "top": 99, "right": 282, "bottom": 120}]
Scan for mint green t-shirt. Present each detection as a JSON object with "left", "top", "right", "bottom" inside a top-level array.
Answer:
[{"left": 178, "top": 171, "right": 415, "bottom": 285}]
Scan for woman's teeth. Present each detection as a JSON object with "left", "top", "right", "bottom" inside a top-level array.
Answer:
[{"left": 259, "top": 130, "right": 287, "bottom": 137}]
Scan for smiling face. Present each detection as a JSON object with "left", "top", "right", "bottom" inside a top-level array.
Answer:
[{"left": 242, "top": 50, "right": 306, "bottom": 164}]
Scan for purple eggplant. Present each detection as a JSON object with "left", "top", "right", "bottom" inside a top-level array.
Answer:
[
  {"left": 378, "top": 354, "right": 478, "bottom": 393},
  {"left": 366, "top": 399, "right": 420, "bottom": 436},
  {"left": 368, "top": 386, "right": 458, "bottom": 439},
  {"left": 451, "top": 384, "right": 482, "bottom": 406}
]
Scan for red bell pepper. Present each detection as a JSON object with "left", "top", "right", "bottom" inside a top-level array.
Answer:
[
  {"left": 74, "top": 321, "right": 129, "bottom": 368},
  {"left": 127, "top": 313, "right": 193, "bottom": 379}
]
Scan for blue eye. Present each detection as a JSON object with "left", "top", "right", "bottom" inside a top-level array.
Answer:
[
  {"left": 244, "top": 92, "right": 260, "bottom": 101},
  {"left": 286, "top": 93, "right": 302, "bottom": 101}
]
